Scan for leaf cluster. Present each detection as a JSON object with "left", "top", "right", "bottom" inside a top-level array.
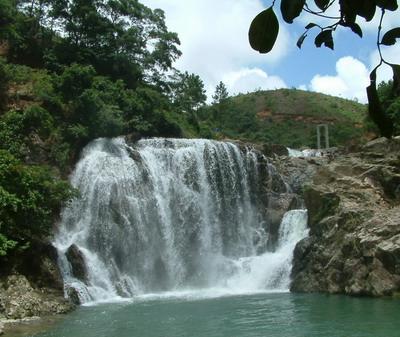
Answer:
[
  {"left": 0, "top": 149, "right": 75, "bottom": 255},
  {"left": 248, "top": 0, "right": 400, "bottom": 138}
]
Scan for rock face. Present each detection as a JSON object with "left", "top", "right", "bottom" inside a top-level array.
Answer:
[
  {"left": 0, "top": 242, "right": 75, "bottom": 323},
  {"left": 288, "top": 138, "right": 400, "bottom": 296},
  {"left": 65, "top": 244, "right": 88, "bottom": 283},
  {"left": 0, "top": 275, "right": 74, "bottom": 320}
]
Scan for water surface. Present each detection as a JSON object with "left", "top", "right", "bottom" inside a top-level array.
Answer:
[{"left": 12, "top": 293, "right": 400, "bottom": 337}]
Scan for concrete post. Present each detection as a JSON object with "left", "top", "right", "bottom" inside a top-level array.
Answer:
[{"left": 317, "top": 124, "right": 329, "bottom": 150}]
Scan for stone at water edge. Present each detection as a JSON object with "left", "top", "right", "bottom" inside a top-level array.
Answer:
[
  {"left": 66, "top": 287, "right": 81, "bottom": 305},
  {"left": 0, "top": 321, "right": 4, "bottom": 335},
  {"left": 65, "top": 244, "right": 88, "bottom": 283}
]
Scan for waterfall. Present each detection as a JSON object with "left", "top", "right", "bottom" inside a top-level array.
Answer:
[{"left": 54, "top": 138, "right": 308, "bottom": 303}]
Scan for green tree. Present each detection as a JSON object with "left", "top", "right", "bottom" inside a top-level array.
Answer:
[
  {"left": 49, "top": 0, "right": 180, "bottom": 86},
  {"left": 171, "top": 71, "right": 207, "bottom": 113},
  {"left": 0, "top": 0, "right": 17, "bottom": 40},
  {"left": 211, "top": 81, "right": 230, "bottom": 121},
  {"left": 2, "top": 0, "right": 181, "bottom": 88},
  {"left": 212, "top": 81, "right": 229, "bottom": 105},
  {"left": 0, "top": 57, "right": 10, "bottom": 111},
  {"left": 248, "top": 0, "right": 400, "bottom": 138},
  {"left": 0, "top": 150, "right": 75, "bottom": 256},
  {"left": 378, "top": 80, "right": 400, "bottom": 135}
]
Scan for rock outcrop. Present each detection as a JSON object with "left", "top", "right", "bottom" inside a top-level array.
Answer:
[
  {"left": 0, "top": 241, "right": 75, "bottom": 333},
  {"left": 65, "top": 244, "right": 88, "bottom": 283},
  {"left": 287, "top": 137, "right": 400, "bottom": 296},
  {"left": 0, "top": 275, "right": 73, "bottom": 320}
]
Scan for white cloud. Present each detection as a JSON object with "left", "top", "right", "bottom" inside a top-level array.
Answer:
[
  {"left": 309, "top": 56, "right": 370, "bottom": 102},
  {"left": 223, "top": 68, "right": 287, "bottom": 95},
  {"left": 141, "top": 0, "right": 291, "bottom": 97}
]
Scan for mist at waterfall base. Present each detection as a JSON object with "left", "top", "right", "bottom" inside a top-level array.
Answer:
[{"left": 54, "top": 138, "right": 308, "bottom": 303}]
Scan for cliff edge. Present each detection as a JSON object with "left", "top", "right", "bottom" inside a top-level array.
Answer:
[{"left": 282, "top": 137, "right": 400, "bottom": 296}]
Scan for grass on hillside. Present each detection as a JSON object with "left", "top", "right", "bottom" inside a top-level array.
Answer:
[{"left": 199, "top": 88, "right": 370, "bottom": 148}]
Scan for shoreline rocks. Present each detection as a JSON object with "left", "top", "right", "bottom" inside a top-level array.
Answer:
[
  {"left": 287, "top": 137, "right": 400, "bottom": 297},
  {"left": 0, "top": 241, "right": 76, "bottom": 332},
  {"left": 0, "top": 274, "right": 75, "bottom": 320}
]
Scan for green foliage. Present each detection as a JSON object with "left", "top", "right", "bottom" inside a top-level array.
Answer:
[
  {"left": 212, "top": 81, "right": 229, "bottom": 105},
  {"left": 0, "top": 0, "right": 206, "bottom": 259},
  {"left": 0, "top": 57, "right": 10, "bottom": 111},
  {"left": 0, "top": 109, "right": 29, "bottom": 158},
  {"left": 378, "top": 80, "right": 400, "bottom": 135},
  {"left": 0, "top": 0, "right": 18, "bottom": 41},
  {"left": 171, "top": 71, "right": 207, "bottom": 113},
  {"left": 0, "top": 150, "right": 75, "bottom": 255},
  {"left": 58, "top": 64, "right": 96, "bottom": 102},
  {"left": 199, "top": 89, "right": 367, "bottom": 148},
  {"left": 0, "top": 233, "right": 17, "bottom": 256},
  {"left": 8, "top": 0, "right": 181, "bottom": 87}
]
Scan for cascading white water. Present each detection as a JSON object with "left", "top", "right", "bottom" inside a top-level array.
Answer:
[
  {"left": 54, "top": 138, "right": 308, "bottom": 303},
  {"left": 287, "top": 148, "right": 322, "bottom": 157}
]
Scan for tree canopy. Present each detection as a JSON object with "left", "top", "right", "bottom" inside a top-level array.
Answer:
[
  {"left": 212, "top": 81, "right": 229, "bottom": 105},
  {"left": 0, "top": 0, "right": 208, "bottom": 257},
  {"left": 249, "top": 0, "right": 400, "bottom": 138},
  {"left": 1, "top": 0, "right": 181, "bottom": 89}
]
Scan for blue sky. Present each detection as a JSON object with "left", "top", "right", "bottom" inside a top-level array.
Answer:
[{"left": 142, "top": 0, "right": 399, "bottom": 103}]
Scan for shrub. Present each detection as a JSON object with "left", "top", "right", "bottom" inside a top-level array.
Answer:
[{"left": 0, "top": 150, "right": 75, "bottom": 255}]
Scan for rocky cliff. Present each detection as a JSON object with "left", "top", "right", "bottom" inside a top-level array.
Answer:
[
  {"left": 275, "top": 137, "right": 400, "bottom": 297},
  {"left": 0, "top": 242, "right": 75, "bottom": 334}
]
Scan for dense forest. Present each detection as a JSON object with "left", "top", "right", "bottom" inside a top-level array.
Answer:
[
  {"left": 0, "top": 0, "right": 398, "bottom": 260},
  {"left": 0, "top": 0, "right": 208, "bottom": 258}
]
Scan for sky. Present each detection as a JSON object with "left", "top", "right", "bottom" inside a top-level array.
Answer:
[{"left": 142, "top": 0, "right": 400, "bottom": 103}]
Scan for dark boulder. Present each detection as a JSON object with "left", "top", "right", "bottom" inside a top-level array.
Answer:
[{"left": 65, "top": 245, "right": 88, "bottom": 283}]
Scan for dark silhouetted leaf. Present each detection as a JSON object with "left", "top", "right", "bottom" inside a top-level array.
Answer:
[
  {"left": 356, "top": 0, "right": 376, "bottom": 21},
  {"left": 367, "top": 66, "right": 394, "bottom": 138},
  {"left": 367, "top": 81, "right": 394, "bottom": 138},
  {"left": 349, "top": 23, "right": 363, "bottom": 38},
  {"left": 315, "top": 30, "right": 334, "bottom": 49},
  {"left": 376, "top": 0, "right": 398, "bottom": 11},
  {"left": 297, "top": 33, "right": 307, "bottom": 49},
  {"left": 381, "top": 27, "right": 400, "bottom": 46},
  {"left": 341, "top": 0, "right": 357, "bottom": 24},
  {"left": 280, "top": 0, "right": 305, "bottom": 23},
  {"left": 341, "top": 0, "right": 376, "bottom": 24},
  {"left": 249, "top": 7, "right": 279, "bottom": 54},
  {"left": 305, "top": 23, "right": 318, "bottom": 29},
  {"left": 314, "top": 0, "right": 330, "bottom": 10},
  {"left": 370, "top": 65, "right": 378, "bottom": 83}
]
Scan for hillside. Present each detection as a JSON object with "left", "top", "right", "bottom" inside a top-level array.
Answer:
[{"left": 199, "top": 89, "right": 371, "bottom": 148}]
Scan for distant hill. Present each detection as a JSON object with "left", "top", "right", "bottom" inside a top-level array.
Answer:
[{"left": 198, "top": 89, "right": 372, "bottom": 148}]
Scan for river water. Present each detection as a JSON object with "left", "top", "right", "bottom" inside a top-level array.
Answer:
[{"left": 9, "top": 292, "right": 399, "bottom": 337}]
